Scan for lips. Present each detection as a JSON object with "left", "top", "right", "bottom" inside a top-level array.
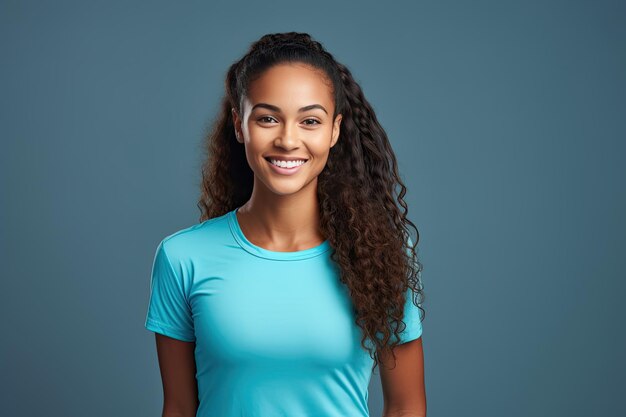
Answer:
[
  {"left": 264, "top": 156, "right": 309, "bottom": 162},
  {"left": 265, "top": 157, "right": 308, "bottom": 176}
]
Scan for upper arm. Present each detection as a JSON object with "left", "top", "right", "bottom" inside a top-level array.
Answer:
[
  {"left": 379, "top": 337, "right": 427, "bottom": 417},
  {"left": 379, "top": 235, "right": 427, "bottom": 416},
  {"left": 155, "top": 333, "right": 198, "bottom": 416},
  {"left": 144, "top": 239, "right": 198, "bottom": 415},
  {"left": 145, "top": 240, "right": 196, "bottom": 342}
]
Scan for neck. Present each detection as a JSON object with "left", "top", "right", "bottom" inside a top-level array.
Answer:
[{"left": 236, "top": 180, "right": 326, "bottom": 250}]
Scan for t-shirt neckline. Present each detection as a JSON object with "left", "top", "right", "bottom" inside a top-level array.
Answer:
[{"left": 227, "top": 207, "right": 332, "bottom": 261}]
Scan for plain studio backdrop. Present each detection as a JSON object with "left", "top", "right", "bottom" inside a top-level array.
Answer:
[{"left": 1, "top": 1, "right": 624, "bottom": 416}]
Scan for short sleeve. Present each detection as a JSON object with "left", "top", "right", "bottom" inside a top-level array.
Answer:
[
  {"left": 144, "top": 240, "right": 196, "bottom": 342},
  {"left": 397, "top": 285, "right": 423, "bottom": 344},
  {"left": 397, "top": 235, "right": 423, "bottom": 344}
]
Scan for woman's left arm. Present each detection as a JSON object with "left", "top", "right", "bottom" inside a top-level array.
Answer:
[{"left": 378, "top": 337, "right": 427, "bottom": 417}]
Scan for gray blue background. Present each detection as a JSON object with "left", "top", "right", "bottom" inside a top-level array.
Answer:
[{"left": 1, "top": 0, "right": 624, "bottom": 416}]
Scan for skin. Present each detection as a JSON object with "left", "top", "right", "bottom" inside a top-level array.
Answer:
[
  {"left": 154, "top": 62, "right": 426, "bottom": 417},
  {"left": 154, "top": 335, "right": 198, "bottom": 417},
  {"left": 231, "top": 62, "right": 342, "bottom": 251},
  {"left": 378, "top": 338, "right": 427, "bottom": 417}
]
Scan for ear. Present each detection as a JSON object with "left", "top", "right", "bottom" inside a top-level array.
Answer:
[
  {"left": 330, "top": 114, "right": 342, "bottom": 148},
  {"left": 231, "top": 107, "right": 243, "bottom": 143}
]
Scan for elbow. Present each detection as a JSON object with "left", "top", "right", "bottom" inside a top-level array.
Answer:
[
  {"left": 162, "top": 412, "right": 196, "bottom": 417},
  {"left": 162, "top": 404, "right": 198, "bottom": 417},
  {"left": 382, "top": 407, "right": 426, "bottom": 417}
]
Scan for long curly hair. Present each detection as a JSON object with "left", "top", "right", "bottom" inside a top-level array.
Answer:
[{"left": 197, "top": 32, "right": 425, "bottom": 371}]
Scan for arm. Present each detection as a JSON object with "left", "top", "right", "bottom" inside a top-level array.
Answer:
[
  {"left": 154, "top": 333, "right": 199, "bottom": 417},
  {"left": 379, "top": 337, "right": 427, "bottom": 417}
]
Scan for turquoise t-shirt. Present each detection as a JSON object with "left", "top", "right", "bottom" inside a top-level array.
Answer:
[{"left": 144, "top": 207, "right": 422, "bottom": 417}]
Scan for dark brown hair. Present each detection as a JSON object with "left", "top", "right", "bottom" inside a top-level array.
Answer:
[{"left": 197, "top": 32, "right": 425, "bottom": 370}]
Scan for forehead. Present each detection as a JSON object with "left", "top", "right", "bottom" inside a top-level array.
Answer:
[{"left": 245, "top": 63, "right": 334, "bottom": 111}]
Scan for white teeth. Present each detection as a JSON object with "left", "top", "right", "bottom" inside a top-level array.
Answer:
[{"left": 270, "top": 159, "right": 306, "bottom": 168}]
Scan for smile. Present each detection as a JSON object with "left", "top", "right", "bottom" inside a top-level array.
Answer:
[{"left": 265, "top": 157, "right": 308, "bottom": 176}]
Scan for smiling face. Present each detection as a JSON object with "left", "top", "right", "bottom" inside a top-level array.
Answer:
[{"left": 231, "top": 62, "right": 342, "bottom": 197}]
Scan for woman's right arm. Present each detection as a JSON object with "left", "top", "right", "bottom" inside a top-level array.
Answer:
[{"left": 154, "top": 333, "right": 199, "bottom": 417}]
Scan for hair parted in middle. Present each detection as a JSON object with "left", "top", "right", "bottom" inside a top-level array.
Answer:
[{"left": 198, "top": 31, "right": 425, "bottom": 371}]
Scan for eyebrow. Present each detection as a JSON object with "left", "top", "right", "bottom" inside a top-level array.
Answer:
[{"left": 251, "top": 102, "right": 328, "bottom": 115}]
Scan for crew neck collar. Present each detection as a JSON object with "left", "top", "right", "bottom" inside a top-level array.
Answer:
[{"left": 227, "top": 207, "right": 331, "bottom": 261}]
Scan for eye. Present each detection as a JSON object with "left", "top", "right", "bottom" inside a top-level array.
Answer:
[
  {"left": 303, "top": 118, "right": 321, "bottom": 126},
  {"left": 258, "top": 116, "right": 277, "bottom": 124}
]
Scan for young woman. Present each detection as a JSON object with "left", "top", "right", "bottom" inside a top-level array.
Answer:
[{"left": 145, "top": 32, "right": 426, "bottom": 417}]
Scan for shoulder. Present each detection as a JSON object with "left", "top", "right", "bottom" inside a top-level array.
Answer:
[{"left": 160, "top": 212, "right": 231, "bottom": 262}]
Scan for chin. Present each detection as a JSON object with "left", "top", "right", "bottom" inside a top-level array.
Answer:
[{"left": 267, "top": 183, "right": 307, "bottom": 196}]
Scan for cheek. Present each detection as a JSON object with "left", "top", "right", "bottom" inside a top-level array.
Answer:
[
  {"left": 308, "top": 141, "right": 333, "bottom": 160},
  {"left": 303, "top": 132, "right": 333, "bottom": 162},
  {"left": 243, "top": 130, "right": 266, "bottom": 152},
  {"left": 246, "top": 128, "right": 274, "bottom": 150},
  {"left": 243, "top": 143, "right": 265, "bottom": 170}
]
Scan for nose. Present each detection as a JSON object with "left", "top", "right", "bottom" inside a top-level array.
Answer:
[{"left": 275, "top": 123, "right": 299, "bottom": 149}]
